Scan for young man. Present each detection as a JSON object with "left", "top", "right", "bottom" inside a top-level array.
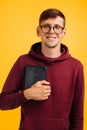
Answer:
[{"left": 0, "top": 8, "right": 84, "bottom": 130}]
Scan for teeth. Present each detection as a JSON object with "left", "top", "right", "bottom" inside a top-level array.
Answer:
[
  {"left": 47, "top": 37, "right": 56, "bottom": 38},
  {"left": 47, "top": 37, "right": 56, "bottom": 39}
]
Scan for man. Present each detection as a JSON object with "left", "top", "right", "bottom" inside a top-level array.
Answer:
[{"left": 0, "top": 8, "right": 84, "bottom": 130}]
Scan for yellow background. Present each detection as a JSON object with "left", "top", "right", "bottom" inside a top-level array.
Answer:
[{"left": 0, "top": 0, "right": 87, "bottom": 130}]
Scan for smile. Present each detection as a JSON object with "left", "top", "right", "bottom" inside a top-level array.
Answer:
[{"left": 46, "top": 36, "right": 57, "bottom": 40}]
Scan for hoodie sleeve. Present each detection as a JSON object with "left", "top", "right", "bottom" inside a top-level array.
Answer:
[
  {"left": 69, "top": 64, "right": 84, "bottom": 130},
  {"left": 0, "top": 58, "right": 27, "bottom": 110}
]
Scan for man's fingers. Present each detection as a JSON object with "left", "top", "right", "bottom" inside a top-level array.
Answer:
[{"left": 39, "top": 80, "right": 50, "bottom": 85}]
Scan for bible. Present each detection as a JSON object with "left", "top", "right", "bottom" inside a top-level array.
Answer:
[{"left": 23, "top": 65, "right": 47, "bottom": 90}]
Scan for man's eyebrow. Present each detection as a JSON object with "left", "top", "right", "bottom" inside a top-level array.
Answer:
[{"left": 41, "top": 23, "right": 60, "bottom": 26}]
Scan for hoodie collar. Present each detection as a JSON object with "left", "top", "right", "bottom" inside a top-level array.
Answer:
[{"left": 29, "top": 42, "right": 70, "bottom": 63}]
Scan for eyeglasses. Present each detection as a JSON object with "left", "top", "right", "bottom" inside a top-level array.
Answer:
[{"left": 40, "top": 24, "right": 64, "bottom": 34}]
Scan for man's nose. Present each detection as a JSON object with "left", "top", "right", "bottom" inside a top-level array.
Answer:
[{"left": 49, "top": 26, "right": 55, "bottom": 33}]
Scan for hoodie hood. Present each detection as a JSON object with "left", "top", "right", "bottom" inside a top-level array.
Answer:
[{"left": 29, "top": 42, "right": 71, "bottom": 63}]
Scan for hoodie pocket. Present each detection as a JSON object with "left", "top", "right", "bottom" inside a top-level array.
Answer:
[{"left": 20, "top": 116, "right": 67, "bottom": 130}]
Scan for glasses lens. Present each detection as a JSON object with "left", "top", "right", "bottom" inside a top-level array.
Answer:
[
  {"left": 40, "top": 24, "right": 50, "bottom": 33},
  {"left": 54, "top": 25, "right": 63, "bottom": 34}
]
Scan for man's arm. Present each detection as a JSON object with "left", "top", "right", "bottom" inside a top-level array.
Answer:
[
  {"left": 0, "top": 57, "right": 51, "bottom": 110},
  {"left": 0, "top": 58, "right": 27, "bottom": 110},
  {"left": 69, "top": 64, "right": 84, "bottom": 130}
]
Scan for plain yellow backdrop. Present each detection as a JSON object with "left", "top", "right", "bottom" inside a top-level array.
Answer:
[{"left": 0, "top": 0, "right": 87, "bottom": 130}]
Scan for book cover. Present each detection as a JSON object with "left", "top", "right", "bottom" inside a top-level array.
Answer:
[{"left": 23, "top": 65, "right": 47, "bottom": 90}]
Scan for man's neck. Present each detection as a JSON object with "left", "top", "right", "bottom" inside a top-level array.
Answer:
[{"left": 41, "top": 43, "right": 61, "bottom": 58}]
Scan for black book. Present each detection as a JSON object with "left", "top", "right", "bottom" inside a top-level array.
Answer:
[{"left": 23, "top": 65, "right": 47, "bottom": 90}]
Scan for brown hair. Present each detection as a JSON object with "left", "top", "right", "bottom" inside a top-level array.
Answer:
[{"left": 39, "top": 8, "right": 66, "bottom": 27}]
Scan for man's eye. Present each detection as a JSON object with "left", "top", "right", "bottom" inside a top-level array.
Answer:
[
  {"left": 43, "top": 25, "right": 49, "bottom": 28},
  {"left": 55, "top": 25, "right": 61, "bottom": 29}
]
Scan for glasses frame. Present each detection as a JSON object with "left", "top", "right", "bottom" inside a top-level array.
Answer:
[{"left": 40, "top": 24, "right": 64, "bottom": 34}]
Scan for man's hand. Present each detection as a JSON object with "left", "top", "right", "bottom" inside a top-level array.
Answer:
[{"left": 23, "top": 80, "right": 51, "bottom": 101}]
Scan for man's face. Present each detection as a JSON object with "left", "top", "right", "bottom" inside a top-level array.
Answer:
[{"left": 37, "top": 16, "right": 66, "bottom": 48}]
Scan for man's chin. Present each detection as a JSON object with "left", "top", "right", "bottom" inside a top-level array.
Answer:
[{"left": 45, "top": 43, "right": 59, "bottom": 48}]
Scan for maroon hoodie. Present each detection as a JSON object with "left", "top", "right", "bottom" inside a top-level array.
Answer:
[{"left": 0, "top": 42, "right": 84, "bottom": 130}]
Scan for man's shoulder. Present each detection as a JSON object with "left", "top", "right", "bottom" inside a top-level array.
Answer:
[
  {"left": 18, "top": 54, "right": 29, "bottom": 59},
  {"left": 16, "top": 54, "right": 30, "bottom": 64},
  {"left": 69, "top": 55, "right": 83, "bottom": 68}
]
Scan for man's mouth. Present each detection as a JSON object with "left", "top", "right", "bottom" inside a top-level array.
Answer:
[{"left": 46, "top": 36, "right": 57, "bottom": 40}]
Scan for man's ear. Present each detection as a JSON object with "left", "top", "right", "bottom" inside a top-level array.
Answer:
[
  {"left": 36, "top": 26, "right": 40, "bottom": 36},
  {"left": 62, "top": 28, "right": 66, "bottom": 38}
]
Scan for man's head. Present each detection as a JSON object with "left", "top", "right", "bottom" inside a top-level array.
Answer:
[
  {"left": 39, "top": 8, "right": 66, "bottom": 28},
  {"left": 37, "top": 8, "right": 66, "bottom": 49}
]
